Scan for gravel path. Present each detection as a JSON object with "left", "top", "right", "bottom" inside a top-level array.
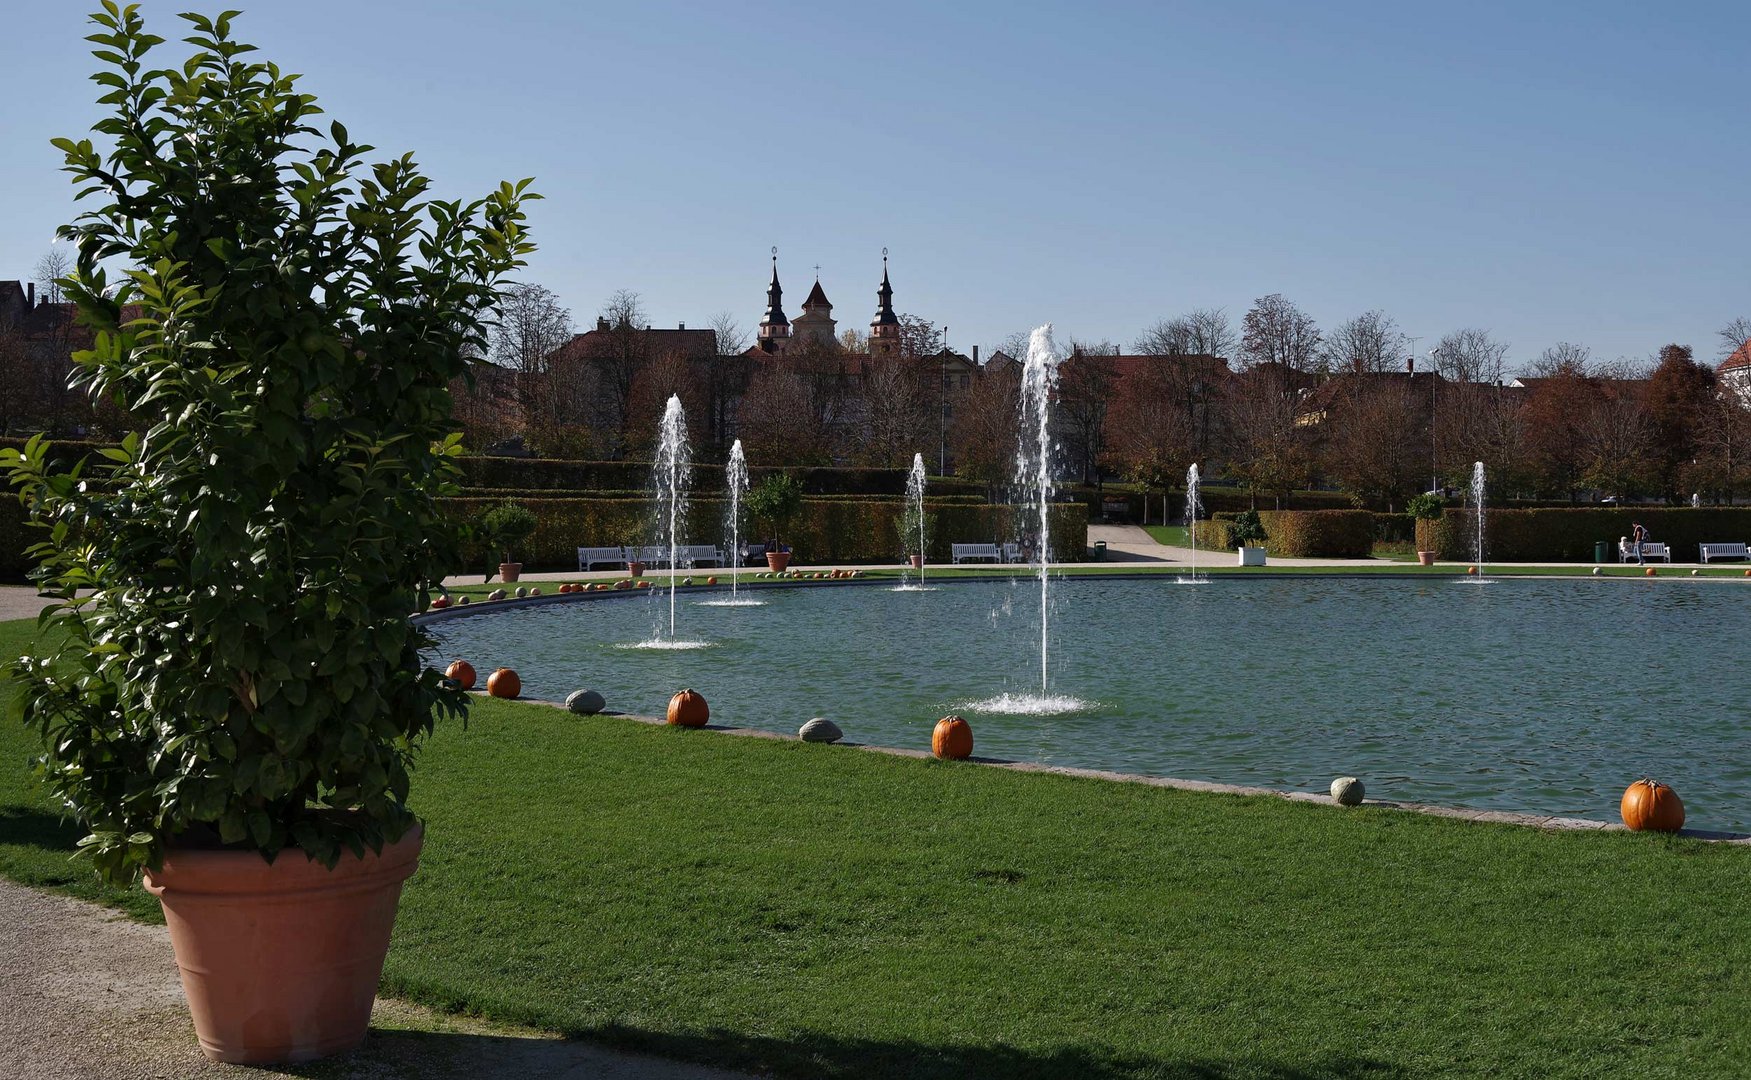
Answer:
[
  {"left": 0, "top": 586, "right": 55, "bottom": 622},
  {"left": 0, "top": 876, "right": 754, "bottom": 1079}
]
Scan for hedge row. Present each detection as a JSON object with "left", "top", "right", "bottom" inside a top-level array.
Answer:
[
  {"left": 1191, "top": 510, "right": 1377, "bottom": 558},
  {"left": 1078, "top": 485, "right": 1361, "bottom": 522},
  {"left": 458, "top": 488, "right": 988, "bottom": 505},
  {"left": 443, "top": 497, "right": 1089, "bottom": 572},
  {"left": 1416, "top": 508, "right": 1751, "bottom": 562},
  {"left": 457, "top": 456, "right": 987, "bottom": 497}
]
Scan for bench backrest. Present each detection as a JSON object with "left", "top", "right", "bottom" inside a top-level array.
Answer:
[{"left": 681, "top": 545, "right": 720, "bottom": 557}]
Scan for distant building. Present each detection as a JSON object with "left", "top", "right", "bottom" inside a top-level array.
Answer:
[{"left": 1721, "top": 342, "right": 1751, "bottom": 406}]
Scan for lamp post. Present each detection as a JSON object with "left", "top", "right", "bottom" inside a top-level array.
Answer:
[
  {"left": 1427, "top": 348, "right": 1440, "bottom": 494},
  {"left": 939, "top": 325, "right": 948, "bottom": 475}
]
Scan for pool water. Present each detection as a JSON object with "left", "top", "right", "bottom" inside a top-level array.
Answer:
[{"left": 422, "top": 577, "right": 1751, "bottom": 830}]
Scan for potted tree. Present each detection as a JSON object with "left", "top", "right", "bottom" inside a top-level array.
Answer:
[
  {"left": 0, "top": 6, "right": 534, "bottom": 1065},
  {"left": 1229, "top": 510, "right": 1268, "bottom": 566},
  {"left": 481, "top": 500, "right": 537, "bottom": 583},
  {"left": 746, "top": 473, "right": 804, "bottom": 572},
  {"left": 1407, "top": 492, "right": 1446, "bottom": 566}
]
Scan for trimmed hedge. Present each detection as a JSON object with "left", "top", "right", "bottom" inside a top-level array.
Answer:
[
  {"left": 1416, "top": 508, "right": 1751, "bottom": 562},
  {"left": 1189, "top": 510, "right": 1374, "bottom": 557},
  {"left": 443, "top": 497, "right": 1089, "bottom": 572},
  {"left": 457, "top": 456, "right": 987, "bottom": 497},
  {"left": 458, "top": 488, "right": 988, "bottom": 505}
]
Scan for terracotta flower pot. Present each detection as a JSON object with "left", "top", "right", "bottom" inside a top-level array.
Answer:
[
  {"left": 766, "top": 551, "right": 791, "bottom": 572},
  {"left": 909, "top": 555, "right": 924, "bottom": 569},
  {"left": 626, "top": 561, "right": 646, "bottom": 578},
  {"left": 143, "top": 825, "right": 423, "bottom": 1064},
  {"left": 498, "top": 562, "right": 522, "bottom": 583},
  {"left": 1416, "top": 550, "right": 1436, "bottom": 566}
]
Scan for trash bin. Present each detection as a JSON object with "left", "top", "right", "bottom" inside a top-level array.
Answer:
[
  {"left": 1594, "top": 540, "right": 1609, "bottom": 564},
  {"left": 1093, "top": 540, "right": 1107, "bottom": 561}
]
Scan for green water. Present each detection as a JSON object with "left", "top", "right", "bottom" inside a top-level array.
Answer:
[{"left": 424, "top": 576, "right": 1751, "bottom": 830}]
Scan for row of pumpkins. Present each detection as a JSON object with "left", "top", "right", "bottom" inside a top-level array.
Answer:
[{"left": 440, "top": 660, "right": 1687, "bottom": 833}]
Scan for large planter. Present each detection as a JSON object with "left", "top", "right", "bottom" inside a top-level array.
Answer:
[
  {"left": 1237, "top": 546, "right": 1267, "bottom": 567},
  {"left": 142, "top": 825, "right": 424, "bottom": 1064},
  {"left": 766, "top": 550, "right": 792, "bottom": 572},
  {"left": 626, "top": 561, "right": 645, "bottom": 578},
  {"left": 498, "top": 562, "right": 522, "bottom": 583},
  {"left": 909, "top": 555, "right": 924, "bottom": 570},
  {"left": 1416, "top": 550, "right": 1437, "bottom": 566}
]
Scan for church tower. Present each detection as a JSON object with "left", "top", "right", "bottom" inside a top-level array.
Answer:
[
  {"left": 792, "top": 271, "right": 838, "bottom": 348},
  {"left": 756, "top": 248, "right": 790, "bottom": 353},
  {"left": 869, "top": 250, "right": 900, "bottom": 358}
]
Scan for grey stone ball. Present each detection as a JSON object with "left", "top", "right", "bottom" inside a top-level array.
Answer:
[
  {"left": 488, "top": 589, "right": 507, "bottom": 601},
  {"left": 1330, "top": 776, "right": 1365, "bottom": 806},
  {"left": 515, "top": 586, "right": 528, "bottom": 598},
  {"left": 566, "top": 689, "right": 606, "bottom": 715},
  {"left": 530, "top": 586, "right": 543, "bottom": 595},
  {"left": 458, "top": 595, "right": 471, "bottom": 605},
  {"left": 799, "top": 717, "right": 843, "bottom": 743}
]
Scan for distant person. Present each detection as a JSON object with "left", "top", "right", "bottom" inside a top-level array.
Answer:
[{"left": 1631, "top": 522, "right": 1648, "bottom": 564}]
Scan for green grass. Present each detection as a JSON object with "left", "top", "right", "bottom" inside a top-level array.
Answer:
[{"left": 4, "top": 615, "right": 1751, "bottom": 1078}]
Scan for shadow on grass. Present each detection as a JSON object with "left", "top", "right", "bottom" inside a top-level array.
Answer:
[
  {"left": 288, "top": 1025, "right": 1408, "bottom": 1080},
  {"left": 0, "top": 804, "right": 83, "bottom": 852}
]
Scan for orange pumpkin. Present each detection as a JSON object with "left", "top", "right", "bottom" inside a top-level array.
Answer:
[
  {"left": 445, "top": 660, "right": 476, "bottom": 691},
  {"left": 430, "top": 595, "right": 450, "bottom": 609},
  {"left": 1645, "top": 567, "right": 1657, "bottom": 577},
  {"left": 706, "top": 576, "right": 718, "bottom": 585},
  {"left": 932, "top": 715, "right": 974, "bottom": 760},
  {"left": 1621, "top": 778, "right": 1684, "bottom": 832},
  {"left": 667, "top": 688, "right": 709, "bottom": 727},
  {"left": 486, "top": 668, "right": 521, "bottom": 699}
]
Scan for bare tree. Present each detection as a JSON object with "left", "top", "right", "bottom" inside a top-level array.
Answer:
[
  {"left": 33, "top": 248, "right": 71, "bottom": 306},
  {"left": 708, "top": 311, "right": 748, "bottom": 356},
  {"left": 859, "top": 355, "right": 932, "bottom": 467},
  {"left": 1240, "top": 294, "right": 1321, "bottom": 373},
  {"left": 1526, "top": 341, "right": 1592, "bottom": 378},
  {"left": 1102, "top": 363, "right": 1196, "bottom": 518},
  {"left": 1134, "top": 308, "right": 1236, "bottom": 360},
  {"left": 838, "top": 327, "right": 868, "bottom": 352},
  {"left": 492, "top": 282, "right": 572, "bottom": 402},
  {"left": 1430, "top": 328, "right": 1509, "bottom": 384},
  {"left": 1320, "top": 311, "right": 1408, "bottom": 374},
  {"left": 1057, "top": 351, "right": 1118, "bottom": 485},
  {"left": 952, "top": 364, "right": 1019, "bottom": 495},
  {"left": 591, "top": 289, "right": 651, "bottom": 456},
  {"left": 1221, "top": 364, "right": 1314, "bottom": 507},
  {"left": 739, "top": 364, "right": 832, "bottom": 465},
  {"left": 1719, "top": 317, "right": 1751, "bottom": 361},
  {"left": 1322, "top": 377, "right": 1424, "bottom": 508},
  {"left": 1578, "top": 359, "right": 1654, "bottom": 498}
]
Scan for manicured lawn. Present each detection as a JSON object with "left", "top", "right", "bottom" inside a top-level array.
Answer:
[
  {"left": 3, "top": 615, "right": 1750, "bottom": 1078},
  {"left": 1141, "top": 524, "right": 1191, "bottom": 547}
]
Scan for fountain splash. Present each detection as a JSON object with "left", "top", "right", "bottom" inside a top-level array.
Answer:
[
  {"left": 1180, "top": 463, "right": 1208, "bottom": 584},
  {"left": 893, "top": 453, "right": 937, "bottom": 592},
  {"left": 636, "top": 395, "right": 712, "bottom": 642},
  {"left": 972, "top": 324, "right": 1088, "bottom": 714},
  {"left": 699, "top": 439, "right": 765, "bottom": 608},
  {"left": 1465, "top": 460, "right": 1492, "bottom": 584}
]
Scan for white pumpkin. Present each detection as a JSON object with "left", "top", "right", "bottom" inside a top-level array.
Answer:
[{"left": 1330, "top": 776, "right": 1365, "bottom": 806}]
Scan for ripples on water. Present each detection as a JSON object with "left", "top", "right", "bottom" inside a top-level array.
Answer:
[{"left": 424, "top": 578, "right": 1751, "bottom": 830}]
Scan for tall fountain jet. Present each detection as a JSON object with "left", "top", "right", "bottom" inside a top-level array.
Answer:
[
  {"left": 1469, "top": 460, "right": 1487, "bottom": 580},
  {"left": 654, "top": 395, "right": 691, "bottom": 639},
  {"left": 1185, "top": 463, "right": 1204, "bottom": 582},
  {"left": 725, "top": 439, "right": 749, "bottom": 603},
  {"left": 1018, "top": 325, "right": 1063, "bottom": 699},
  {"left": 906, "top": 453, "right": 928, "bottom": 587}
]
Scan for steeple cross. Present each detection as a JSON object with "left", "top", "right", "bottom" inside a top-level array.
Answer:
[{"left": 813, "top": 264, "right": 822, "bottom": 280}]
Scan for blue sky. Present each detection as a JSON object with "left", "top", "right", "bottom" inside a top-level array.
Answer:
[{"left": 2, "top": 1, "right": 1746, "bottom": 370}]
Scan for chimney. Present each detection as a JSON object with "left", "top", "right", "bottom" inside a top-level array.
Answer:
[
  {"left": 1407, "top": 356, "right": 1415, "bottom": 375},
  {"left": 26, "top": 282, "right": 34, "bottom": 307},
  {"left": 1115, "top": 344, "right": 1122, "bottom": 355},
  {"left": 597, "top": 316, "right": 609, "bottom": 332},
  {"left": 972, "top": 344, "right": 980, "bottom": 364},
  {"left": 678, "top": 322, "right": 685, "bottom": 330}
]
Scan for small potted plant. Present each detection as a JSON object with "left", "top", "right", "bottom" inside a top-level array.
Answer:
[
  {"left": 746, "top": 473, "right": 804, "bottom": 572},
  {"left": 898, "top": 503, "right": 936, "bottom": 569},
  {"left": 1229, "top": 509, "right": 1268, "bottom": 566},
  {"left": 481, "top": 500, "right": 537, "bottom": 583},
  {"left": 1407, "top": 492, "right": 1445, "bottom": 566},
  {"left": 0, "top": 7, "right": 534, "bottom": 1065}
]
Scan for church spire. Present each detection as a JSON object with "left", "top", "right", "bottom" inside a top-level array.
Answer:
[
  {"left": 869, "top": 249, "right": 900, "bottom": 357},
  {"left": 757, "top": 247, "right": 790, "bottom": 352}
]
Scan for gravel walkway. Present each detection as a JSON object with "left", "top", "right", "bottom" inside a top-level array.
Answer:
[
  {"left": 0, "top": 585, "right": 56, "bottom": 622},
  {"left": 0, "top": 876, "right": 753, "bottom": 1079}
]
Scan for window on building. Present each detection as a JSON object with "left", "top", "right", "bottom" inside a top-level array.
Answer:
[
  {"left": 942, "top": 376, "right": 953, "bottom": 390},
  {"left": 959, "top": 374, "right": 970, "bottom": 389}
]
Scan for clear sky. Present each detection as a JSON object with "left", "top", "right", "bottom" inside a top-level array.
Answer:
[{"left": 2, "top": 1, "right": 1746, "bottom": 371}]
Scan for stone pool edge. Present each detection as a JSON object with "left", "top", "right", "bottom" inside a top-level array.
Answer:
[{"left": 502, "top": 696, "right": 1751, "bottom": 846}]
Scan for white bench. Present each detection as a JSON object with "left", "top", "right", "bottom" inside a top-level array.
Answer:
[
  {"left": 1002, "top": 542, "right": 1021, "bottom": 563},
  {"left": 1699, "top": 542, "right": 1750, "bottom": 563},
  {"left": 678, "top": 544, "right": 726, "bottom": 568},
  {"left": 577, "top": 546, "right": 627, "bottom": 571},
  {"left": 952, "top": 543, "right": 1002, "bottom": 564},
  {"left": 1618, "top": 540, "right": 1671, "bottom": 563},
  {"left": 625, "top": 545, "right": 671, "bottom": 568}
]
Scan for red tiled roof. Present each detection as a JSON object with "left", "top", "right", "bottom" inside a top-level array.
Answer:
[
  {"left": 1722, "top": 343, "right": 1751, "bottom": 372},
  {"left": 802, "top": 280, "right": 831, "bottom": 310}
]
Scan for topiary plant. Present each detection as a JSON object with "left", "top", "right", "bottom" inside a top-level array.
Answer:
[
  {"left": 0, "top": 4, "right": 536, "bottom": 881},
  {"left": 1227, "top": 509, "right": 1267, "bottom": 548},
  {"left": 745, "top": 473, "right": 804, "bottom": 552},
  {"left": 1406, "top": 492, "right": 1447, "bottom": 521},
  {"left": 480, "top": 500, "right": 537, "bottom": 572}
]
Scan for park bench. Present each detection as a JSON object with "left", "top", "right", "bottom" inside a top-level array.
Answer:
[
  {"left": 739, "top": 543, "right": 766, "bottom": 566},
  {"left": 1617, "top": 539, "right": 1671, "bottom": 563},
  {"left": 678, "top": 544, "right": 726, "bottom": 568},
  {"left": 952, "top": 543, "right": 1002, "bottom": 564},
  {"left": 624, "top": 545, "right": 672, "bottom": 568},
  {"left": 1002, "top": 542, "right": 1022, "bottom": 563},
  {"left": 1698, "top": 542, "right": 1750, "bottom": 563},
  {"left": 576, "top": 546, "right": 627, "bottom": 571}
]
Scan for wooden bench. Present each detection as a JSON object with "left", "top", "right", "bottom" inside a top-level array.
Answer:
[
  {"left": 952, "top": 543, "right": 1002, "bottom": 564},
  {"left": 1699, "top": 542, "right": 1750, "bottom": 563},
  {"left": 1618, "top": 540, "right": 1671, "bottom": 563},
  {"left": 577, "top": 546, "right": 627, "bottom": 571}
]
